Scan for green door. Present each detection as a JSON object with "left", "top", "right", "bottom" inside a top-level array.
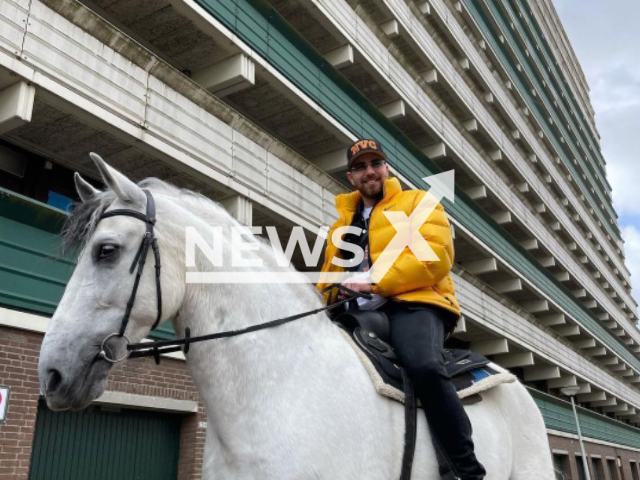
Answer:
[{"left": 29, "top": 400, "right": 182, "bottom": 480}]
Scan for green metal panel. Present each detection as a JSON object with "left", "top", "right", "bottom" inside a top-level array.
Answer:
[
  {"left": 189, "top": 0, "right": 637, "bottom": 368},
  {"left": 464, "top": 0, "right": 619, "bottom": 239},
  {"left": 0, "top": 187, "right": 175, "bottom": 339},
  {"left": 0, "top": 188, "right": 74, "bottom": 314},
  {"left": 531, "top": 389, "right": 640, "bottom": 449},
  {"left": 29, "top": 400, "right": 182, "bottom": 480}
]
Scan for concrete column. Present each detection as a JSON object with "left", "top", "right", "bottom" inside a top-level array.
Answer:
[
  {"left": 464, "top": 185, "right": 487, "bottom": 200},
  {"left": 577, "top": 392, "right": 606, "bottom": 403},
  {"left": 538, "top": 313, "right": 566, "bottom": 326},
  {"left": 574, "top": 338, "right": 596, "bottom": 349},
  {"left": 584, "top": 347, "right": 607, "bottom": 357},
  {"left": 422, "top": 142, "right": 446, "bottom": 159},
  {"left": 524, "top": 365, "right": 560, "bottom": 381},
  {"left": 192, "top": 54, "right": 255, "bottom": 96},
  {"left": 496, "top": 352, "right": 534, "bottom": 368},
  {"left": 555, "top": 325, "right": 581, "bottom": 337},
  {"left": 548, "top": 375, "right": 578, "bottom": 389},
  {"left": 520, "top": 238, "right": 539, "bottom": 251},
  {"left": 471, "top": 338, "right": 509, "bottom": 356},
  {"left": 458, "top": 58, "right": 470, "bottom": 70},
  {"left": 488, "top": 149, "right": 503, "bottom": 161},
  {"left": 591, "top": 397, "right": 617, "bottom": 407},
  {"left": 221, "top": 195, "right": 252, "bottom": 226},
  {"left": 491, "top": 278, "right": 522, "bottom": 293},
  {"left": 462, "top": 257, "right": 497, "bottom": 275},
  {"left": 422, "top": 68, "right": 438, "bottom": 84},
  {"left": 418, "top": 1, "right": 431, "bottom": 15},
  {"left": 379, "top": 100, "right": 405, "bottom": 121},
  {"left": 521, "top": 299, "right": 549, "bottom": 314},
  {"left": 463, "top": 119, "right": 478, "bottom": 132},
  {"left": 491, "top": 211, "right": 512, "bottom": 225},
  {"left": 0, "top": 81, "right": 36, "bottom": 135},
  {"left": 312, "top": 148, "right": 347, "bottom": 174},
  {"left": 380, "top": 19, "right": 400, "bottom": 39},
  {"left": 325, "top": 45, "right": 354, "bottom": 69}
]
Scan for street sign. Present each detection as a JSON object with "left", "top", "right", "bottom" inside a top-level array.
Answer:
[{"left": 0, "top": 386, "right": 9, "bottom": 423}]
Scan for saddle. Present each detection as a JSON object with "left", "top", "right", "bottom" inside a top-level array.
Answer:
[
  {"left": 334, "top": 308, "right": 516, "bottom": 480},
  {"left": 334, "top": 309, "right": 514, "bottom": 404}
]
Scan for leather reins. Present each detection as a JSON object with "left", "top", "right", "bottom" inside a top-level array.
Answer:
[{"left": 96, "top": 189, "right": 365, "bottom": 364}]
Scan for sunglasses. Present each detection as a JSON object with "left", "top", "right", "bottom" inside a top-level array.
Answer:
[{"left": 349, "top": 159, "right": 387, "bottom": 173}]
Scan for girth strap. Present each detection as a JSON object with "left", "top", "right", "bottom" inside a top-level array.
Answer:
[
  {"left": 398, "top": 369, "right": 459, "bottom": 480},
  {"left": 399, "top": 368, "right": 417, "bottom": 480}
]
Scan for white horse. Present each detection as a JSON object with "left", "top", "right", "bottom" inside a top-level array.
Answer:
[{"left": 38, "top": 154, "right": 554, "bottom": 480}]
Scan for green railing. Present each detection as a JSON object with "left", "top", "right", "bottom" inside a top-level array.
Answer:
[
  {"left": 193, "top": 0, "right": 640, "bottom": 367},
  {"left": 531, "top": 389, "right": 640, "bottom": 449},
  {"left": 500, "top": 0, "right": 611, "bottom": 198},
  {"left": 508, "top": 0, "right": 609, "bottom": 182},
  {"left": 464, "top": 0, "right": 619, "bottom": 241},
  {"left": 481, "top": 0, "right": 613, "bottom": 214},
  {"left": 0, "top": 187, "right": 175, "bottom": 340}
]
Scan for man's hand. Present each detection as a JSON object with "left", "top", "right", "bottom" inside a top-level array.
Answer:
[{"left": 341, "top": 276, "right": 373, "bottom": 295}]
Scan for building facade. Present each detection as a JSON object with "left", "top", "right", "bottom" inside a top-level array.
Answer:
[{"left": 0, "top": 0, "right": 639, "bottom": 478}]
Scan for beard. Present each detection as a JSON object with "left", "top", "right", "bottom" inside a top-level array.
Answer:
[{"left": 358, "top": 175, "right": 384, "bottom": 198}]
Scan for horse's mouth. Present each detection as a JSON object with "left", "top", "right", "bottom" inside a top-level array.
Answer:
[{"left": 45, "top": 354, "right": 111, "bottom": 412}]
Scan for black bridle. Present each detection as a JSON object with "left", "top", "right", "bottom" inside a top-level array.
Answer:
[
  {"left": 97, "top": 189, "right": 366, "bottom": 364},
  {"left": 98, "top": 189, "right": 162, "bottom": 362}
]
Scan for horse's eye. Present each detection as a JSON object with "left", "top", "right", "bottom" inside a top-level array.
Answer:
[{"left": 97, "top": 244, "right": 119, "bottom": 260}]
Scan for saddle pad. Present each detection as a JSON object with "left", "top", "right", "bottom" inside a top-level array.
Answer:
[{"left": 341, "top": 328, "right": 516, "bottom": 405}]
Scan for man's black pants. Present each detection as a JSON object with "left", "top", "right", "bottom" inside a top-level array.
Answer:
[{"left": 380, "top": 301, "right": 486, "bottom": 480}]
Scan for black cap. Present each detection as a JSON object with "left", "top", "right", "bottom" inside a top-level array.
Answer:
[{"left": 346, "top": 139, "right": 387, "bottom": 169}]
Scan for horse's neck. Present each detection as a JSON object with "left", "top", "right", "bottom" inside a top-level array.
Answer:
[{"left": 176, "top": 282, "right": 347, "bottom": 447}]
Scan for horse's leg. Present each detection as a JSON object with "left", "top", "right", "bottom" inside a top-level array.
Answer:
[{"left": 489, "top": 381, "right": 556, "bottom": 480}]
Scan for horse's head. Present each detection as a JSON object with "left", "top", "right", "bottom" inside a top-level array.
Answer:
[{"left": 38, "top": 154, "right": 185, "bottom": 411}]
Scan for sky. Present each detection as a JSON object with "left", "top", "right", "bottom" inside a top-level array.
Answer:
[{"left": 553, "top": 0, "right": 640, "bottom": 308}]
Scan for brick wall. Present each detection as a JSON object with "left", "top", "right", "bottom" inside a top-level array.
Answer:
[
  {"left": 0, "top": 328, "right": 40, "bottom": 480},
  {"left": 0, "top": 325, "right": 206, "bottom": 480},
  {"left": 549, "top": 432, "right": 640, "bottom": 480}
]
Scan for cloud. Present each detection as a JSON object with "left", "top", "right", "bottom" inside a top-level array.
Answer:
[
  {"left": 600, "top": 103, "right": 640, "bottom": 220},
  {"left": 621, "top": 225, "right": 640, "bottom": 310},
  {"left": 590, "top": 64, "right": 640, "bottom": 116},
  {"left": 554, "top": 0, "right": 640, "bottom": 304}
]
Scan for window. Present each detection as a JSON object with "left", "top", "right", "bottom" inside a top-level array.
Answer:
[
  {"left": 631, "top": 461, "right": 639, "bottom": 480},
  {"left": 608, "top": 459, "right": 619, "bottom": 480},
  {"left": 591, "top": 458, "right": 604, "bottom": 480},
  {"left": 576, "top": 455, "right": 587, "bottom": 480},
  {"left": 553, "top": 454, "right": 571, "bottom": 480}
]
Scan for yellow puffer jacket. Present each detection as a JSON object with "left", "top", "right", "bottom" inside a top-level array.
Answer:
[{"left": 317, "top": 177, "right": 461, "bottom": 317}]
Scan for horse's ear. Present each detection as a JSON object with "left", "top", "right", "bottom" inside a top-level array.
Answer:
[
  {"left": 89, "top": 152, "right": 145, "bottom": 205},
  {"left": 74, "top": 173, "right": 101, "bottom": 203}
]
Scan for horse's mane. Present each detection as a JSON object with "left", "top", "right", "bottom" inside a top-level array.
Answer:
[{"left": 62, "top": 177, "right": 234, "bottom": 252}]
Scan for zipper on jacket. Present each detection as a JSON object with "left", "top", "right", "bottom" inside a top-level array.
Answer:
[{"left": 363, "top": 211, "right": 374, "bottom": 270}]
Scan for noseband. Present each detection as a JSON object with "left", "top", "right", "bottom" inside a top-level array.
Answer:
[{"left": 98, "top": 189, "right": 162, "bottom": 362}]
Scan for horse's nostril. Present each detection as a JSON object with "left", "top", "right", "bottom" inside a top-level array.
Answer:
[{"left": 47, "top": 369, "right": 63, "bottom": 394}]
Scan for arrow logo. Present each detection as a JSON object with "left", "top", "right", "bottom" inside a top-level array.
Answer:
[{"left": 369, "top": 170, "right": 455, "bottom": 283}]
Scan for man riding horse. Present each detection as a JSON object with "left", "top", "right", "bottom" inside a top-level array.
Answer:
[{"left": 317, "top": 139, "right": 486, "bottom": 480}]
